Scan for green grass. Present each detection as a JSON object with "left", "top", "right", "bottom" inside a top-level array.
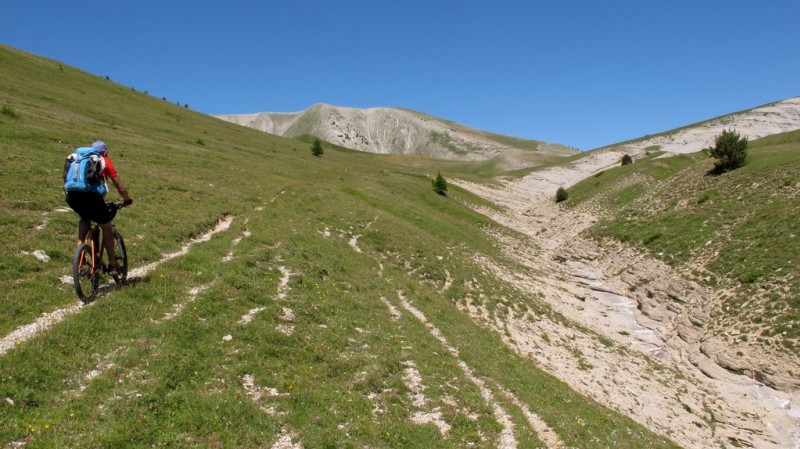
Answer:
[
  {"left": 0, "top": 44, "right": 681, "bottom": 448},
  {"left": 568, "top": 129, "right": 800, "bottom": 350}
]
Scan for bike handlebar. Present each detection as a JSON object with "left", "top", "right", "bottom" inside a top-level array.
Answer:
[{"left": 109, "top": 200, "right": 132, "bottom": 210}]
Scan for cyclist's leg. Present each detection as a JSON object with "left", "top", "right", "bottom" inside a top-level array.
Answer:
[
  {"left": 78, "top": 217, "right": 91, "bottom": 241},
  {"left": 100, "top": 222, "right": 117, "bottom": 269},
  {"left": 66, "top": 191, "right": 93, "bottom": 241},
  {"left": 85, "top": 196, "right": 117, "bottom": 270}
]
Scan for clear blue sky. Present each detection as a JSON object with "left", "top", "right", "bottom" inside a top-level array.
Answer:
[{"left": 2, "top": 1, "right": 798, "bottom": 150}]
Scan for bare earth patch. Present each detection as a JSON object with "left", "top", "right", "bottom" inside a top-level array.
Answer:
[
  {"left": 402, "top": 360, "right": 452, "bottom": 437},
  {"left": 398, "top": 290, "right": 518, "bottom": 449}
]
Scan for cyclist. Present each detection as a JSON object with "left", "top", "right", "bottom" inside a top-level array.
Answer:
[{"left": 65, "top": 140, "right": 133, "bottom": 276}]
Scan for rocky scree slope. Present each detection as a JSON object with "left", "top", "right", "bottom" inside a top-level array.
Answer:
[{"left": 452, "top": 96, "right": 800, "bottom": 449}]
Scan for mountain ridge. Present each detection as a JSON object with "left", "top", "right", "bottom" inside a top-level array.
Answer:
[
  {"left": 215, "top": 103, "right": 578, "bottom": 161},
  {"left": 608, "top": 96, "right": 800, "bottom": 155}
]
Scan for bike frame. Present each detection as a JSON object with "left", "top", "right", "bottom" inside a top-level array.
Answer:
[
  {"left": 76, "top": 225, "right": 103, "bottom": 276},
  {"left": 72, "top": 201, "right": 127, "bottom": 302},
  {"left": 77, "top": 201, "right": 125, "bottom": 267}
]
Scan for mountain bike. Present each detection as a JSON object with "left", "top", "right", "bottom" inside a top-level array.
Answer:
[{"left": 72, "top": 202, "right": 128, "bottom": 303}]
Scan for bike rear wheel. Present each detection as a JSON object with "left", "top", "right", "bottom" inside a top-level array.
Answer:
[
  {"left": 73, "top": 242, "right": 99, "bottom": 303},
  {"left": 112, "top": 229, "right": 128, "bottom": 284}
]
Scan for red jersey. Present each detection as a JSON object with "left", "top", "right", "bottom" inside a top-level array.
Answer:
[{"left": 102, "top": 156, "right": 119, "bottom": 179}]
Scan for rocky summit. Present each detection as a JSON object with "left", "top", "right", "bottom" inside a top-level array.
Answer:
[{"left": 215, "top": 103, "right": 577, "bottom": 161}]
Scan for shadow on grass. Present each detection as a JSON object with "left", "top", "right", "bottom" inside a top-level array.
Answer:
[
  {"left": 83, "top": 276, "right": 147, "bottom": 304},
  {"left": 705, "top": 162, "right": 745, "bottom": 176}
]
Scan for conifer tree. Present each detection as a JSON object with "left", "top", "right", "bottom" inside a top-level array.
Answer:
[
  {"left": 433, "top": 172, "right": 448, "bottom": 195},
  {"left": 311, "top": 138, "right": 324, "bottom": 157},
  {"left": 555, "top": 186, "right": 569, "bottom": 203},
  {"left": 706, "top": 129, "right": 748, "bottom": 172}
]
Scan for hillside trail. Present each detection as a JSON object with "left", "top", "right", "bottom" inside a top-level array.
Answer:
[
  {"left": 0, "top": 215, "right": 234, "bottom": 357},
  {"left": 5, "top": 203, "right": 305, "bottom": 449},
  {"left": 453, "top": 168, "right": 800, "bottom": 449}
]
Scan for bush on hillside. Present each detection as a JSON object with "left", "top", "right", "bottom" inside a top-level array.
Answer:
[
  {"left": 433, "top": 172, "right": 448, "bottom": 195},
  {"left": 311, "top": 138, "right": 324, "bottom": 157},
  {"left": 1, "top": 104, "right": 19, "bottom": 119},
  {"left": 555, "top": 186, "right": 569, "bottom": 203},
  {"left": 706, "top": 129, "right": 748, "bottom": 173},
  {"left": 621, "top": 154, "right": 633, "bottom": 165}
]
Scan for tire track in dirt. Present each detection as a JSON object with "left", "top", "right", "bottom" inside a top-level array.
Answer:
[
  {"left": 396, "top": 290, "right": 518, "bottom": 449},
  {"left": 378, "top": 296, "right": 402, "bottom": 321},
  {"left": 223, "top": 222, "right": 251, "bottom": 262},
  {"left": 152, "top": 284, "right": 210, "bottom": 324},
  {"left": 7, "top": 197, "right": 283, "bottom": 446},
  {"left": 497, "top": 385, "right": 566, "bottom": 449},
  {"left": 235, "top": 263, "right": 295, "bottom": 333},
  {"left": 276, "top": 265, "right": 293, "bottom": 301},
  {"left": 348, "top": 214, "right": 380, "bottom": 254},
  {"left": 402, "top": 359, "right": 452, "bottom": 437},
  {"left": 0, "top": 215, "right": 234, "bottom": 357},
  {"left": 128, "top": 215, "right": 233, "bottom": 279},
  {"left": 234, "top": 243, "right": 302, "bottom": 447},
  {"left": 342, "top": 214, "right": 565, "bottom": 448},
  {"left": 19, "top": 284, "right": 218, "bottom": 447},
  {"left": 11, "top": 212, "right": 241, "bottom": 445},
  {"left": 238, "top": 307, "right": 266, "bottom": 325},
  {"left": 34, "top": 207, "right": 72, "bottom": 232}
]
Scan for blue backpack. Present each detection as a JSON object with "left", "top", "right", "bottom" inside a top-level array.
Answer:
[{"left": 63, "top": 147, "right": 108, "bottom": 196}]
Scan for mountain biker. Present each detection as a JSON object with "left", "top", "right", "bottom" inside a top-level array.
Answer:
[{"left": 65, "top": 140, "right": 133, "bottom": 276}]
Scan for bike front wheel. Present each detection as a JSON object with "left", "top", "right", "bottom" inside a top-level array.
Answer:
[
  {"left": 112, "top": 229, "right": 128, "bottom": 284},
  {"left": 73, "top": 242, "right": 99, "bottom": 303}
]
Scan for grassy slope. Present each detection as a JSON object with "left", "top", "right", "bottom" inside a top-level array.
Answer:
[
  {"left": 0, "top": 45, "right": 679, "bottom": 448},
  {"left": 567, "top": 132, "right": 800, "bottom": 351}
]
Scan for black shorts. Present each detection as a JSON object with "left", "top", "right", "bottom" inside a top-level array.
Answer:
[{"left": 66, "top": 191, "right": 117, "bottom": 224}]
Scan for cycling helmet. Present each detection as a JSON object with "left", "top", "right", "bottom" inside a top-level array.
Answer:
[{"left": 91, "top": 140, "right": 108, "bottom": 154}]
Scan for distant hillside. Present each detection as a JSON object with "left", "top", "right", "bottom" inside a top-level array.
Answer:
[
  {"left": 490, "top": 97, "right": 800, "bottom": 203},
  {"left": 216, "top": 104, "right": 577, "bottom": 161},
  {"left": 609, "top": 96, "right": 800, "bottom": 155}
]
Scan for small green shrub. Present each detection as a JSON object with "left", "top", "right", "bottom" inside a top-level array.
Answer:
[
  {"left": 621, "top": 154, "right": 633, "bottom": 165},
  {"left": 555, "top": 186, "right": 569, "bottom": 203},
  {"left": 697, "top": 189, "right": 717, "bottom": 204},
  {"left": 739, "top": 270, "right": 763, "bottom": 284},
  {"left": 706, "top": 129, "right": 748, "bottom": 173},
  {"left": 1, "top": 104, "right": 20, "bottom": 118}
]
